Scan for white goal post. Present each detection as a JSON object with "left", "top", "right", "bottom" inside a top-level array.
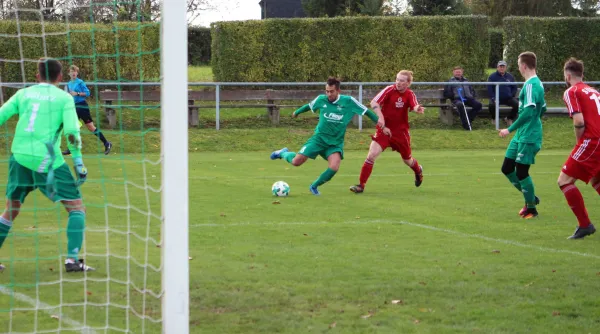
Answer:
[{"left": 160, "top": 0, "right": 190, "bottom": 333}]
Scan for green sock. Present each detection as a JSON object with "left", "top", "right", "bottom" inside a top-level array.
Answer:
[
  {"left": 505, "top": 171, "right": 522, "bottom": 192},
  {"left": 67, "top": 211, "right": 85, "bottom": 260},
  {"left": 281, "top": 151, "right": 297, "bottom": 164},
  {"left": 519, "top": 176, "right": 536, "bottom": 208},
  {"left": 0, "top": 217, "right": 12, "bottom": 249},
  {"left": 312, "top": 168, "right": 337, "bottom": 187}
]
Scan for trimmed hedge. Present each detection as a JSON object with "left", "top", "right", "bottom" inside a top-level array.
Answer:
[
  {"left": 504, "top": 17, "right": 600, "bottom": 81},
  {"left": 211, "top": 16, "right": 490, "bottom": 82},
  {"left": 0, "top": 20, "right": 160, "bottom": 86},
  {"left": 488, "top": 28, "right": 503, "bottom": 68},
  {"left": 188, "top": 27, "right": 211, "bottom": 65}
]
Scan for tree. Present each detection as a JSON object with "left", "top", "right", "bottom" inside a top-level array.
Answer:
[
  {"left": 408, "top": 0, "right": 469, "bottom": 15},
  {"left": 302, "top": 0, "right": 384, "bottom": 17},
  {"left": 383, "top": 0, "right": 409, "bottom": 15},
  {"left": 5, "top": 0, "right": 215, "bottom": 23}
]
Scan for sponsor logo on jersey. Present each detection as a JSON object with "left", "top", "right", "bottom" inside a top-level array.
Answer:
[
  {"left": 324, "top": 113, "right": 343, "bottom": 121},
  {"left": 395, "top": 98, "right": 404, "bottom": 108}
]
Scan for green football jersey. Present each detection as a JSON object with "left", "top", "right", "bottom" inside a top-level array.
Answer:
[
  {"left": 509, "top": 76, "right": 546, "bottom": 144},
  {"left": 0, "top": 83, "right": 82, "bottom": 172},
  {"left": 308, "top": 94, "right": 368, "bottom": 145}
]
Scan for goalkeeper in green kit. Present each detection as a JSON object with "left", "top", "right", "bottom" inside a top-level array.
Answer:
[
  {"left": 0, "top": 58, "right": 93, "bottom": 273},
  {"left": 270, "top": 77, "right": 384, "bottom": 195},
  {"left": 499, "top": 52, "right": 546, "bottom": 219}
]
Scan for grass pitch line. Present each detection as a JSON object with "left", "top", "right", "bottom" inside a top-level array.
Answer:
[
  {"left": 184, "top": 219, "right": 600, "bottom": 260},
  {"left": 0, "top": 285, "right": 97, "bottom": 334}
]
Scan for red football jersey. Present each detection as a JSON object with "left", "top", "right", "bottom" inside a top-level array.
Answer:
[
  {"left": 373, "top": 85, "right": 418, "bottom": 130},
  {"left": 563, "top": 83, "right": 600, "bottom": 139}
]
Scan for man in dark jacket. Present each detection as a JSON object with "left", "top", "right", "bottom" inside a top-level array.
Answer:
[
  {"left": 444, "top": 66, "right": 482, "bottom": 130},
  {"left": 487, "top": 60, "right": 518, "bottom": 126}
]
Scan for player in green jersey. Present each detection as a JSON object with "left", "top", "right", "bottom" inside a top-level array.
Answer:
[
  {"left": 499, "top": 52, "right": 547, "bottom": 219},
  {"left": 270, "top": 77, "right": 384, "bottom": 195},
  {"left": 0, "top": 58, "right": 93, "bottom": 273}
]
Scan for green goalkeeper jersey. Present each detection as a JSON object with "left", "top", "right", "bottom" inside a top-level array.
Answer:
[
  {"left": 0, "top": 83, "right": 82, "bottom": 172},
  {"left": 508, "top": 75, "right": 546, "bottom": 144},
  {"left": 307, "top": 94, "right": 368, "bottom": 146}
]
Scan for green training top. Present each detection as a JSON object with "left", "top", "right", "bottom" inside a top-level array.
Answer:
[
  {"left": 0, "top": 83, "right": 82, "bottom": 172},
  {"left": 296, "top": 94, "right": 369, "bottom": 146},
  {"left": 508, "top": 75, "right": 546, "bottom": 144}
]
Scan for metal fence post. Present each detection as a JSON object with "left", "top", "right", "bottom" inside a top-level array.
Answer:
[
  {"left": 216, "top": 84, "right": 220, "bottom": 130},
  {"left": 358, "top": 84, "right": 363, "bottom": 131},
  {"left": 495, "top": 84, "right": 500, "bottom": 130}
]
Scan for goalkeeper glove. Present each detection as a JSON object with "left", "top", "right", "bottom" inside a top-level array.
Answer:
[{"left": 72, "top": 157, "right": 87, "bottom": 186}]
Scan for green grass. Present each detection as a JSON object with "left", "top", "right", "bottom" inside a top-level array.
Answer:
[
  {"left": 1, "top": 149, "right": 600, "bottom": 333},
  {"left": 188, "top": 65, "right": 213, "bottom": 82}
]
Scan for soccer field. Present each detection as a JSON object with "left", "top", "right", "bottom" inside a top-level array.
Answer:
[{"left": 1, "top": 149, "right": 599, "bottom": 333}]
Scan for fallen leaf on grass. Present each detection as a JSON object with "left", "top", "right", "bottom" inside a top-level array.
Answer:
[
  {"left": 361, "top": 312, "right": 374, "bottom": 319},
  {"left": 26, "top": 226, "right": 36, "bottom": 230},
  {"left": 303, "top": 233, "right": 308, "bottom": 236},
  {"left": 525, "top": 281, "right": 535, "bottom": 287},
  {"left": 418, "top": 281, "right": 427, "bottom": 286},
  {"left": 355, "top": 216, "right": 360, "bottom": 219},
  {"left": 219, "top": 213, "right": 226, "bottom": 217},
  {"left": 329, "top": 322, "right": 337, "bottom": 328},
  {"left": 413, "top": 319, "right": 420, "bottom": 324},
  {"left": 472, "top": 271, "right": 476, "bottom": 275},
  {"left": 49, "top": 267, "right": 53, "bottom": 272},
  {"left": 491, "top": 250, "right": 500, "bottom": 253},
  {"left": 272, "top": 201, "right": 281, "bottom": 204},
  {"left": 418, "top": 308, "right": 429, "bottom": 313},
  {"left": 552, "top": 311, "right": 560, "bottom": 316},
  {"left": 51, "top": 315, "right": 60, "bottom": 320},
  {"left": 391, "top": 300, "right": 403, "bottom": 305},
  {"left": 188, "top": 257, "right": 193, "bottom": 260},
  {"left": 552, "top": 269, "right": 556, "bottom": 273}
]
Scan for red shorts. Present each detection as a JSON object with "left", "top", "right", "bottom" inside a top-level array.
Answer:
[
  {"left": 562, "top": 138, "right": 600, "bottom": 183},
  {"left": 371, "top": 129, "right": 412, "bottom": 160}
]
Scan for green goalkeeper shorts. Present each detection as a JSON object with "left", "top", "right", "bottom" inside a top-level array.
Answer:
[
  {"left": 505, "top": 139, "right": 541, "bottom": 165},
  {"left": 6, "top": 155, "right": 82, "bottom": 203},
  {"left": 298, "top": 135, "right": 344, "bottom": 160}
]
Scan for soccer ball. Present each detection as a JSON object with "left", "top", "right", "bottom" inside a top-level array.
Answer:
[{"left": 272, "top": 181, "right": 290, "bottom": 197}]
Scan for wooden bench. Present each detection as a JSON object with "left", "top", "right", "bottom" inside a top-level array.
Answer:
[
  {"left": 439, "top": 88, "right": 568, "bottom": 126},
  {"left": 97, "top": 88, "right": 568, "bottom": 129},
  {"left": 98, "top": 88, "right": 454, "bottom": 129}
]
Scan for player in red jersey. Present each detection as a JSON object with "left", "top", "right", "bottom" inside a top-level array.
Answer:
[
  {"left": 557, "top": 58, "right": 600, "bottom": 239},
  {"left": 349, "top": 70, "right": 425, "bottom": 193}
]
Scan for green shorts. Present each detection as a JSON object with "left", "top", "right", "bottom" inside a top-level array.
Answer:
[
  {"left": 298, "top": 136, "right": 344, "bottom": 160},
  {"left": 6, "top": 155, "right": 81, "bottom": 203},
  {"left": 505, "top": 139, "right": 541, "bottom": 165}
]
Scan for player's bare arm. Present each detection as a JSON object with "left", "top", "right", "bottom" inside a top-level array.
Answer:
[
  {"left": 572, "top": 112, "right": 585, "bottom": 142},
  {"left": 414, "top": 105, "right": 425, "bottom": 114}
]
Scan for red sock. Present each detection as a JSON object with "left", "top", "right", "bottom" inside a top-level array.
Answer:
[
  {"left": 409, "top": 158, "right": 421, "bottom": 174},
  {"left": 359, "top": 159, "right": 374, "bottom": 187},
  {"left": 593, "top": 181, "right": 600, "bottom": 196},
  {"left": 560, "top": 184, "right": 591, "bottom": 228}
]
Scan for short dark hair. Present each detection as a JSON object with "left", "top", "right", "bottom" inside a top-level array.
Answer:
[
  {"left": 326, "top": 76, "right": 341, "bottom": 90},
  {"left": 564, "top": 57, "right": 584, "bottom": 78},
  {"left": 38, "top": 58, "right": 62, "bottom": 82},
  {"left": 518, "top": 52, "right": 537, "bottom": 70}
]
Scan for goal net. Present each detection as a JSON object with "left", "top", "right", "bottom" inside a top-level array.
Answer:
[{"left": 0, "top": 1, "right": 189, "bottom": 333}]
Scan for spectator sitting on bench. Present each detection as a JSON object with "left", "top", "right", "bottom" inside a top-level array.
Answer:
[
  {"left": 444, "top": 66, "right": 482, "bottom": 130},
  {"left": 487, "top": 60, "right": 518, "bottom": 126}
]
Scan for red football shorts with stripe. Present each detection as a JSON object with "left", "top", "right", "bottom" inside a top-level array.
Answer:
[
  {"left": 562, "top": 138, "right": 600, "bottom": 183},
  {"left": 371, "top": 129, "right": 412, "bottom": 160}
]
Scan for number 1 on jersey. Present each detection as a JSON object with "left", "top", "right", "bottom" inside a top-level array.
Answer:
[
  {"left": 25, "top": 103, "right": 40, "bottom": 132},
  {"left": 590, "top": 93, "right": 600, "bottom": 116}
]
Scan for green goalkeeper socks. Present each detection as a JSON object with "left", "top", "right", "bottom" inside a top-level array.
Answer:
[
  {"left": 0, "top": 217, "right": 11, "bottom": 249},
  {"left": 519, "top": 176, "right": 537, "bottom": 208},
  {"left": 312, "top": 168, "right": 337, "bottom": 188},
  {"left": 67, "top": 211, "right": 85, "bottom": 260},
  {"left": 281, "top": 151, "right": 297, "bottom": 164},
  {"left": 505, "top": 171, "right": 522, "bottom": 192}
]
